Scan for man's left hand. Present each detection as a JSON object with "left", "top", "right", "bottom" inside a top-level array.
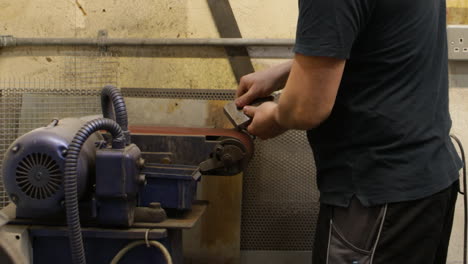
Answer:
[{"left": 243, "top": 102, "right": 287, "bottom": 140}]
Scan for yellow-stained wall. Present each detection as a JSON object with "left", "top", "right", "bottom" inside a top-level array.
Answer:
[
  {"left": 448, "top": 0, "right": 468, "bottom": 24},
  {"left": 0, "top": 0, "right": 467, "bottom": 263}
]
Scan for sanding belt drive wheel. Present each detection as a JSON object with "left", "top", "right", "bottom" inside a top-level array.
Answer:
[{"left": 201, "top": 137, "right": 250, "bottom": 176}]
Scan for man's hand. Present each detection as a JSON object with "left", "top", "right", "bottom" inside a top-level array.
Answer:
[
  {"left": 235, "top": 61, "right": 292, "bottom": 108},
  {"left": 238, "top": 54, "right": 345, "bottom": 136},
  {"left": 243, "top": 102, "right": 287, "bottom": 140}
]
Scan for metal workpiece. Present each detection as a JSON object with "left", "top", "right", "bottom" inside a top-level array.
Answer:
[
  {"left": 223, "top": 101, "right": 251, "bottom": 129},
  {"left": 0, "top": 34, "right": 294, "bottom": 48},
  {"left": 223, "top": 95, "right": 276, "bottom": 129}
]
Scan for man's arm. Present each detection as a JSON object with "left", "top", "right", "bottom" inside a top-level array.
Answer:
[
  {"left": 243, "top": 54, "right": 345, "bottom": 139},
  {"left": 235, "top": 60, "right": 293, "bottom": 107},
  {"left": 275, "top": 54, "right": 345, "bottom": 130}
]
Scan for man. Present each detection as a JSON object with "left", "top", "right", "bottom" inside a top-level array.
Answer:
[{"left": 235, "top": 0, "right": 462, "bottom": 263}]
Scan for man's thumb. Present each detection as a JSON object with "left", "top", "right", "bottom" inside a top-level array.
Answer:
[{"left": 243, "top": 106, "right": 257, "bottom": 117}]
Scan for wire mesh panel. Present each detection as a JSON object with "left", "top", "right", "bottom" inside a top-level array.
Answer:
[
  {"left": 63, "top": 53, "right": 119, "bottom": 89},
  {"left": 0, "top": 53, "right": 119, "bottom": 209},
  {"left": 241, "top": 130, "right": 319, "bottom": 251}
]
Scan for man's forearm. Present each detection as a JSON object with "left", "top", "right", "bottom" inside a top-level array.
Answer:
[
  {"left": 274, "top": 55, "right": 345, "bottom": 130},
  {"left": 271, "top": 60, "right": 293, "bottom": 91}
]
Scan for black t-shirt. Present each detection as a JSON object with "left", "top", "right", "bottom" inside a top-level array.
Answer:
[{"left": 295, "top": 0, "right": 462, "bottom": 206}]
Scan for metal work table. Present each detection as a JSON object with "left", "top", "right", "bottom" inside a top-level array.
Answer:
[{"left": 0, "top": 201, "right": 208, "bottom": 264}]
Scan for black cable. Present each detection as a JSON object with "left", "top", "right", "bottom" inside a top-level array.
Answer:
[
  {"left": 451, "top": 134, "right": 467, "bottom": 264},
  {"left": 64, "top": 118, "right": 125, "bottom": 264}
]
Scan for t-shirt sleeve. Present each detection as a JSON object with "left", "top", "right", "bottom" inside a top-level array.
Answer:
[{"left": 294, "top": 0, "right": 374, "bottom": 59}]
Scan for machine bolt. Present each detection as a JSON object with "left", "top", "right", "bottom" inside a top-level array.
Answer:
[
  {"left": 215, "top": 145, "right": 224, "bottom": 159},
  {"left": 11, "top": 145, "right": 19, "bottom": 153},
  {"left": 222, "top": 154, "right": 233, "bottom": 164},
  {"left": 138, "top": 174, "right": 146, "bottom": 185},
  {"left": 137, "top": 158, "right": 145, "bottom": 168},
  {"left": 149, "top": 202, "right": 162, "bottom": 209},
  {"left": 35, "top": 172, "right": 43, "bottom": 181},
  {"left": 10, "top": 194, "right": 18, "bottom": 203},
  {"left": 61, "top": 148, "right": 68, "bottom": 157}
]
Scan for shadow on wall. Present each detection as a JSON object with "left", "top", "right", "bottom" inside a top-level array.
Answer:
[{"left": 450, "top": 61, "right": 468, "bottom": 88}]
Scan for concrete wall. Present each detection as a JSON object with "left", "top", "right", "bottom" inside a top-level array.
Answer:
[{"left": 0, "top": 0, "right": 467, "bottom": 263}]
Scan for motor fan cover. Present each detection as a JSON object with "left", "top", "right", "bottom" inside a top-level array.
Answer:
[{"left": 2, "top": 118, "right": 100, "bottom": 217}]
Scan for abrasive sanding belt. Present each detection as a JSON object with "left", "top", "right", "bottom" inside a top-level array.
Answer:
[{"left": 128, "top": 126, "right": 254, "bottom": 158}]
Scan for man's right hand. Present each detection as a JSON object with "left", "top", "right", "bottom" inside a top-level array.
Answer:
[{"left": 235, "top": 61, "right": 292, "bottom": 108}]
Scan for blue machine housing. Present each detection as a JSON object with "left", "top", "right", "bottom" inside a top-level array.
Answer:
[
  {"left": 131, "top": 134, "right": 216, "bottom": 211},
  {"left": 139, "top": 164, "right": 199, "bottom": 210},
  {"left": 95, "top": 143, "right": 143, "bottom": 227}
]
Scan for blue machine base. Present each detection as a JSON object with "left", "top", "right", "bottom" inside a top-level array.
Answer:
[{"left": 31, "top": 229, "right": 182, "bottom": 264}]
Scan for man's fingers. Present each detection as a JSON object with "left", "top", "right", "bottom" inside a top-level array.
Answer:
[
  {"left": 235, "top": 84, "right": 248, "bottom": 99},
  {"left": 243, "top": 105, "right": 257, "bottom": 117},
  {"left": 236, "top": 76, "right": 251, "bottom": 98},
  {"left": 247, "top": 124, "right": 255, "bottom": 135},
  {"left": 236, "top": 89, "right": 257, "bottom": 107},
  {"left": 246, "top": 124, "right": 266, "bottom": 140}
]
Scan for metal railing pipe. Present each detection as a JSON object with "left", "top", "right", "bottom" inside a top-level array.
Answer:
[{"left": 1, "top": 35, "right": 295, "bottom": 47}]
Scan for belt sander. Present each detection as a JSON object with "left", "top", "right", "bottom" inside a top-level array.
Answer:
[{"left": 0, "top": 85, "right": 253, "bottom": 264}]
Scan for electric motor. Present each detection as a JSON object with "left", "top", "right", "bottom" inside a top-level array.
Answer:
[{"left": 2, "top": 117, "right": 101, "bottom": 218}]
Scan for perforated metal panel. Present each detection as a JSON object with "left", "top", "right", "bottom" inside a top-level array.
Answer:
[
  {"left": 241, "top": 130, "right": 319, "bottom": 251},
  {"left": 121, "top": 88, "right": 236, "bottom": 101}
]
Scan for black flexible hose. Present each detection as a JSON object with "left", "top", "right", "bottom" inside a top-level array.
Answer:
[
  {"left": 64, "top": 118, "right": 125, "bottom": 264},
  {"left": 451, "top": 134, "right": 467, "bottom": 264},
  {"left": 101, "top": 85, "right": 130, "bottom": 144}
]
